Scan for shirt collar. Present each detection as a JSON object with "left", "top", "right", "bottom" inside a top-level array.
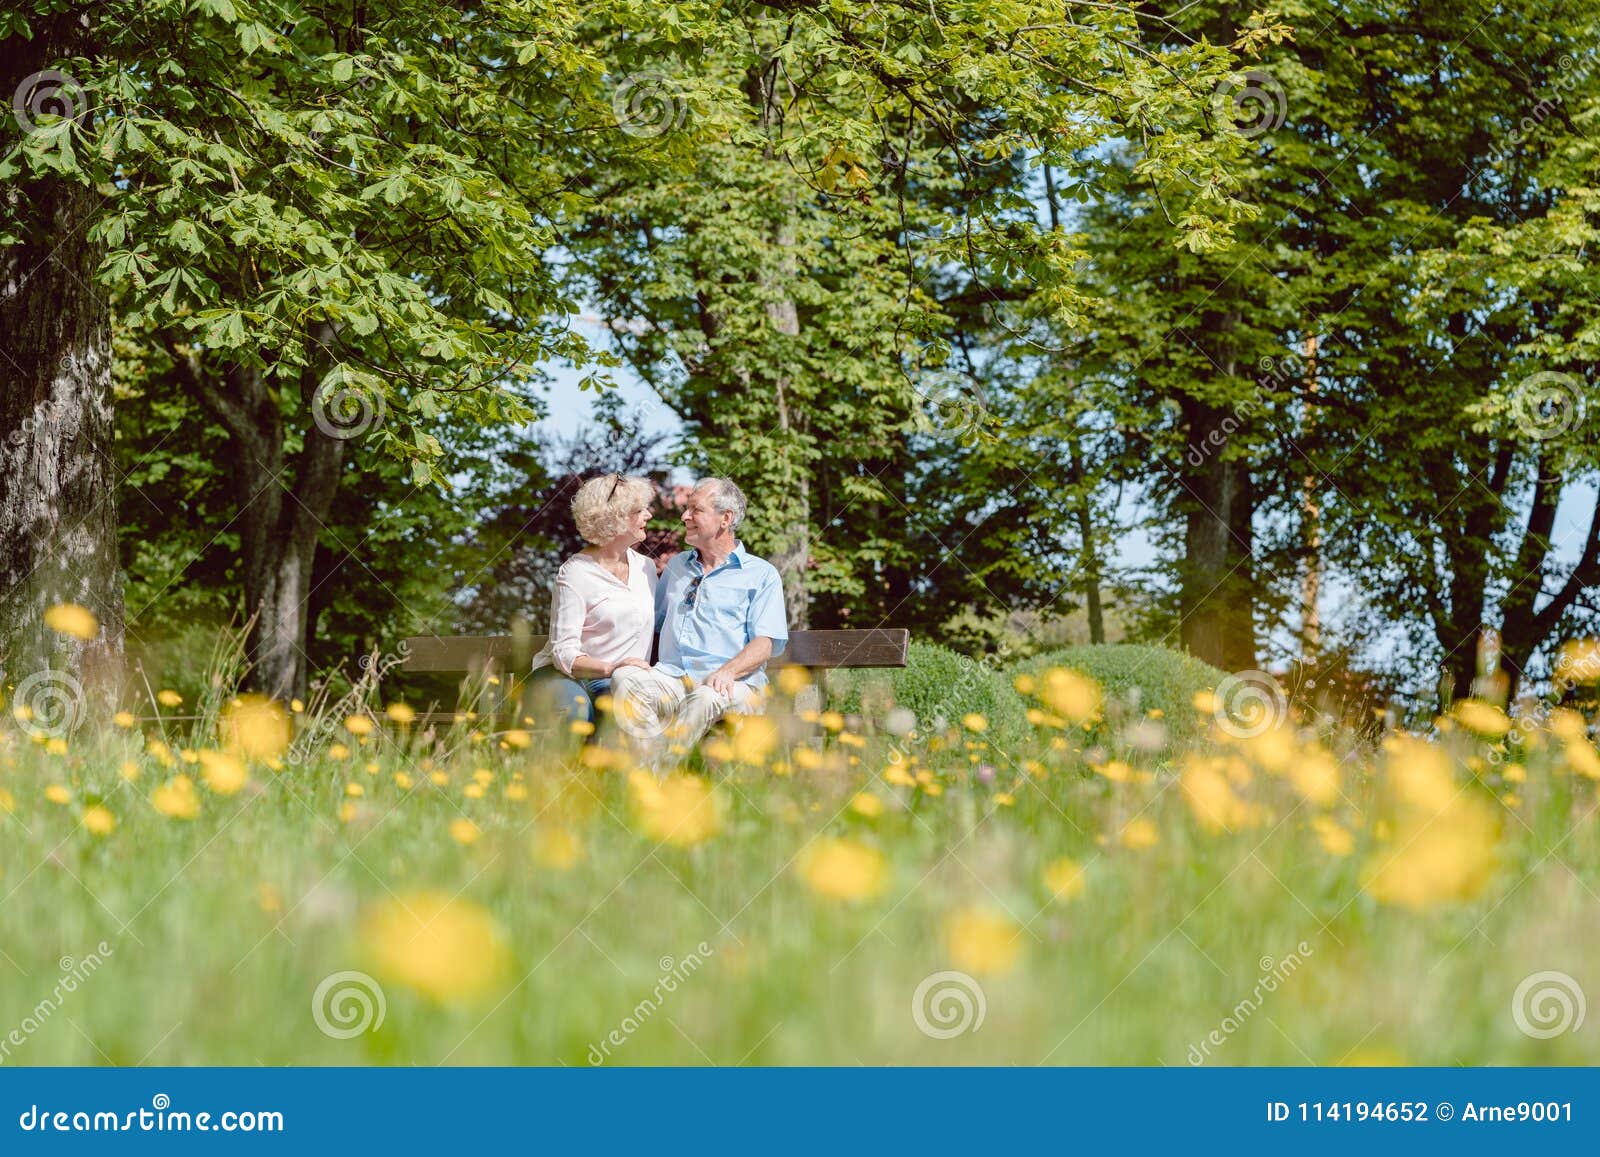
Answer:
[{"left": 690, "top": 540, "right": 745, "bottom": 572}]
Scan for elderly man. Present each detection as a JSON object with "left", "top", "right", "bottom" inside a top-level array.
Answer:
[{"left": 610, "top": 477, "right": 787, "bottom": 767}]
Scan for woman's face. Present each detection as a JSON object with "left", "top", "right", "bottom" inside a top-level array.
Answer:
[{"left": 625, "top": 505, "right": 650, "bottom": 545}]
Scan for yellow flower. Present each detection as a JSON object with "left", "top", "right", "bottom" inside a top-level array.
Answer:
[
  {"left": 1452, "top": 699, "right": 1511, "bottom": 738},
  {"left": 630, "top": 772, "right": 724, "bottom": 846},
  {"left": 44, "top": 602, "right": 98, "bottom": 640},
  {"left": 1565, "top": 739, "right": 1600, "bottom": 780},
  {"left": 1549, "top": 709, "right": 1587, "bottom": 742},
  {"left": 532, "top": 826, "right": 583, "bottom": 870},
  {"left": 505, "top": 781, "right": 528, "bottom": 801},
  {"left": 1503, "top": 763, "right": 1527, "bottom": 784},
  {"left": 961, "top": 712, "right": 988, "bottom": 733},
  {"left": 0, "top": 788, "right": 14, "bottom": 813},
  {"left": 156, "top": 689, "right": 183, "bottom": 708},
  {"left": 463, "top": 782, "right": 486, "bottom": 799},
  {"left": 883, "top": 762, "right": 916, "bottom": 787},
  {"left": 151, "top": 775, "right": 200, "bottom": 820},
  {"left": 361, "top": 891, "right": 510, "bottom": 1003},
  {"left": 1362, "top": 743, "right": 1500, "bottom": 909},
  {"left": 198, "top": 750, "right": 249, "bottom": 795},
  {"left": 1288, "top": 748, "right": 1342, "bottom": 808},
  {"left": 44, "top": 784, "right": 71, "bottom": 805},
  {"left": 1310, "top": 816, "right": 1354, "bottom": 856},
  {"left": 944, "top": 907, "right": 1023, "bottom": 976},
  {"left": 849, "top": 791, "right": 886, "bottom": 818},
  {"left": 1012, "top": 673, "right": 1036, "bottom": 695},
  {"left": 1192, "top": 689, "right": 1221, "bottom": 714},
  {"left": 1181, "top": 758, "right": 1268, "bottom": 833},
  {"left": 112, "top": 711, "right": 137, "bottom": 729},
  {"left": 820, "top": 711, "right": 845, "bottom": 732},
  {"left": 797, "top": 838, "right": 888, "bottom": 901},
  {"left": 345, "top": 782, "right": 364, "bottom": 798},
  {"left": 1118, "top": 817, "right": 1159, "bottom": 849},
  {"left": 82, "top": 805, "right": 115, "bottom": 836},
  {"left": 393, "top": 771, "right": 414, "bottom": 790},
  {"left": 386, "top": 702, "right": 416, "bottom": 725},
  {"left": 119, "top": 760, "right": 140, "bottom": 781},
  {"left": 44, "top": 737, "right": 67, "bottom": 756},
  {"left": 776, "top": 665, "right": 812, "bottom": 696},
  {"left": 501, "top": 729, "right": 531, "bottom": 749},
  {"left": 1036, "top": 668, "right": 1102, "bottom": 725},
  {"left": 1042, "top": 857, "right": 1086, "bottom": 901},
  {"left": 1242, "top": 725, "right": 1295, "bottom": 773},
  {"left": 725, "top": 715, "right": 779, "bottom": 765},
  {"left": 221, "top": 695, "right": 290, "bottom": 761},
  {"left": 1094, "top": 759, "right": 1134, "bottom": 783},
  {"left": 429, "top": 770, "right": 450, "bottom": 787},
  {"left": 343, "top": 714, "right": 375, "bottom": 737},
  {"left": 326, "top": 743, "right": 350, "bottom": 761},
  {"left": 449, "top": 818, "right": 481, "bottom": 845}
]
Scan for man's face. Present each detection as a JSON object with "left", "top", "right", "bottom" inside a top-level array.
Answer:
[{"left": 681, "top": 488, "right": 726, "bottom": 548}]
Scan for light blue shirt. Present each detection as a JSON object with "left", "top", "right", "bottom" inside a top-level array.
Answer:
[{"left": 655, "top": 541, "right": 788, "bottom": 686}]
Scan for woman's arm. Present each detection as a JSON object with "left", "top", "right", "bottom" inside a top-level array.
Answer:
[{"left": 548, "top": 572, "right": 612, "bottom": 677}]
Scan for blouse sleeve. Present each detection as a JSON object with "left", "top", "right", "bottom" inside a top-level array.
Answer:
[{"left": 547, "top": 569, "right": 587, "bottom": 676}]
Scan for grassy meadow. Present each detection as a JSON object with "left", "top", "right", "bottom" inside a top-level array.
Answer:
[{"left": 2, "top": 628, "right": 1600, "bottom": 1066}]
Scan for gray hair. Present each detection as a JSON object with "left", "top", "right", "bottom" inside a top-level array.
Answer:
[{"left": 693, "top": 477, "right": 747, "bottom": 530}]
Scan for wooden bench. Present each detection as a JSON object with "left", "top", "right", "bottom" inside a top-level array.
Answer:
[{"left": 398, "top": 628, "right": 909, "bottom": 725}]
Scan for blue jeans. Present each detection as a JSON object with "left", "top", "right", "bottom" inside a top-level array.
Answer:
[{"left": 530, "top": 671, "right": 611, "bottom": 727}]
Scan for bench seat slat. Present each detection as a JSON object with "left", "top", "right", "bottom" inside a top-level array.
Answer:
[{"left": 400, "top": 628, "right": 908, "bottom": 672}]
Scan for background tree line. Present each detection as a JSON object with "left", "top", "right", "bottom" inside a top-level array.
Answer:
[{"left": 2, "top": 0, "right": 1596, "bottom": 718}]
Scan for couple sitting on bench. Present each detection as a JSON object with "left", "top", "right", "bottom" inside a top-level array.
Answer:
[{"left": 528, "top": 474, "right": 787, "bottom": 770}]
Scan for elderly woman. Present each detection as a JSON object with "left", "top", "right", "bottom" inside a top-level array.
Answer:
[{"left": 528, "top": 473, "right": 658, "bottom": 725}]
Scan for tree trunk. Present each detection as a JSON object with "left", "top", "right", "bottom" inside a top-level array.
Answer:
[
  {"left": 172, "top": 327, "right": 343, "bottom": 702},
  {"left": 1438, "top": 440, "right": 1513, "bottom": 701},
  {"left": 1299, "top": 334, "right": 1322, "bottom": 662},
  {"left": 752, "top": 57, "right": 808, "bottom": 629},
  {"left": 1177, "top": 321, "right": 1256, "bottom": 672},
  {"left": 1067, "top": 437, "right": 1105, "bottom": 644},
  {"left": 0, "top": 21, "right": 123, "bottom": 718}
]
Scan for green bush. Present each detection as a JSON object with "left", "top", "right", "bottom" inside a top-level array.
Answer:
[
  {"left": 1010, "top": 643, "right": 1227, "bottom": 745},
  {"left": 827, "top": 641, "right": 1031, "bottom": 751}
]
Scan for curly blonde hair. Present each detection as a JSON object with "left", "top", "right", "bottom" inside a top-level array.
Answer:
[{"left": 571, "top": 474, "right": 656, "bottom": 544}]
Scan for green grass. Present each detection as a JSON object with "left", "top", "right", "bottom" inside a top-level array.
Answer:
[{"left": 2, "top": 654, "right": 1599, "bottom": 1067}]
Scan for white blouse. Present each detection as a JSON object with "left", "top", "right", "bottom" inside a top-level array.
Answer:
[{"left": 531, "top": 549, "right": 658, "bottom": 678}]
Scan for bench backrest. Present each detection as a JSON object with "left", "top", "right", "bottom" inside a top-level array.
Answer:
[{"left": 400, "top": 629, "right": 909, "bottom": 673}]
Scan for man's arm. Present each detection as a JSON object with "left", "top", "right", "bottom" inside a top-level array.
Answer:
[{"left": 704, "top": 636, "right": 774, "bottom": 695}]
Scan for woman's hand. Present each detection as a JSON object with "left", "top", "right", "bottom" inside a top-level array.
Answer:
[{"left": 610, "top": 657, "right": 650, "bottom": 674}]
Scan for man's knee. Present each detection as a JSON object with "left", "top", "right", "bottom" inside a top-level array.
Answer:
[{"left": 685, "top": 685, "right": 729, "bottom": 711}]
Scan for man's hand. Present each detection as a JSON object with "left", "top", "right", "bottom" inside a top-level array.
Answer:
[{"left": 703, "top": 667, "right": 737, "bottom": 696}]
